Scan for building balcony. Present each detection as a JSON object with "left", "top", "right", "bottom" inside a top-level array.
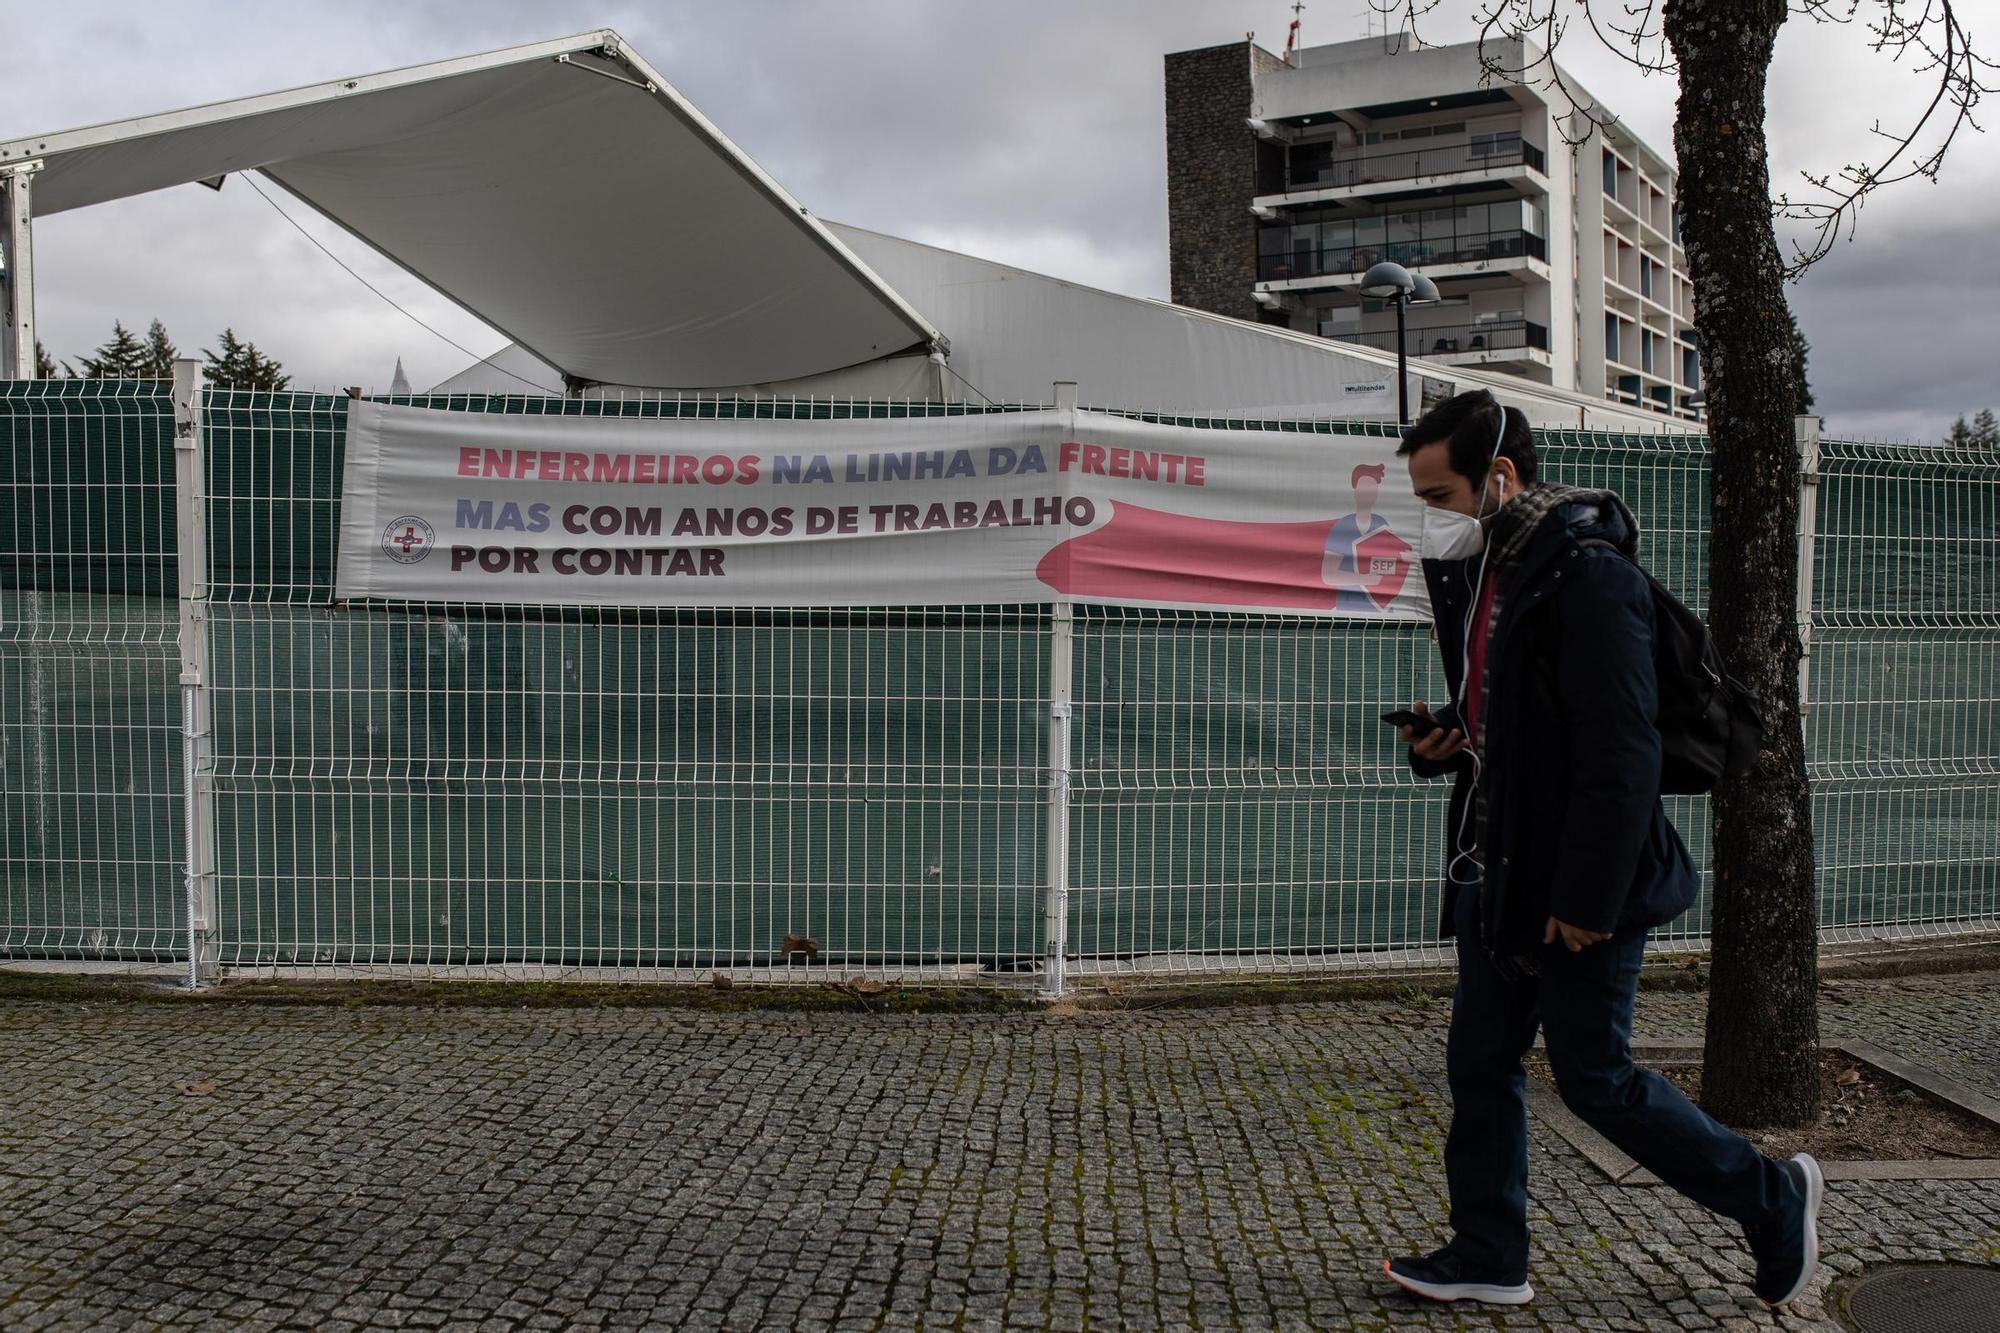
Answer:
[
  {"left": 1259, "top": 142, "right": 1547, "bottom": 204},
  {"left": 1330, "top": 319, "right": 1550, "bottom": 366},
  {"left": 1258, "top": 230, "right": 1548, "bottom": 287}
]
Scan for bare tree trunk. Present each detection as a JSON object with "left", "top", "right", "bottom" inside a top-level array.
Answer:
[{"left": 1664, "top": 0, "right": 1820, "bottom": 1126}]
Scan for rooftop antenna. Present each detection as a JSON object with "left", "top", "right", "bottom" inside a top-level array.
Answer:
[
  {"left": 1365, "top": 4, "right": 1414, "bottom": 50},
  {"left": 1285, "top": 1, "right": 1305, "bottom": 65}
]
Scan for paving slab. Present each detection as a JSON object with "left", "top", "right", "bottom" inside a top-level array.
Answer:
[{"left": 1, "top": 970, "right": 1996, "bottom": 1329}]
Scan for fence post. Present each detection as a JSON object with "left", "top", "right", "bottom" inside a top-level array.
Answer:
[
  {"left": 1041, "top": 381, "right": 1078, "bottom": 999},
  {"left": 1795, "top": 415, "right": 1821, "bottom": 720},
  {"left": 172, "top": 359, "right": 215, "bottom": 987}
]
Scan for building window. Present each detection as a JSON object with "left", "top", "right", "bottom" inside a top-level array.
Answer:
[
  {"left": 1254, "top": 190, "right": 1553, "bottom": 280},
  {"left": 1364, "top": 122, "right": 1464, "bottom": 145},
  {"left": 1288, "top": 140, "right": 1333, "bottom": 190},
  {"left": 1605, "top": 313, "right": 1620, "bottom": 364},
  {"left": 1603, "top": 148, "right": 1618, "bottom": 196},
  {"left": 1469, "top": 130, "right": 1521, "bottom": 158},
  {"left": 1258, "top": 226, "right": 1289, "bottom": 277}
]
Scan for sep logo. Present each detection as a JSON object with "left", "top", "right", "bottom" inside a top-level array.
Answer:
[{"left": 382, "top": 516, "right": 435, "bottom": 565}]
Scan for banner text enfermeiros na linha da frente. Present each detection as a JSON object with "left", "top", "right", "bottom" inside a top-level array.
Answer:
[{"left": 335, "top": 401, "right": 1430, "bottom": 620}]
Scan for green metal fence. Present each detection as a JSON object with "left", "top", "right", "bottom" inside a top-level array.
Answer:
[
  {"left": 2, "top": 380, "right": 1994, "bottom": 984},
  {"left": 0, "top": 382, "right": 182, "bottom": 959}
]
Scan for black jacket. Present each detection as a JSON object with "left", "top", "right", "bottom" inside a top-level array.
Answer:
[{"left": 1414, "top": 494, "right": 1699, "bottom": 954}]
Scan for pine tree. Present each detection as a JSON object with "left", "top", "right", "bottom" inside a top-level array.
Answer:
[
  {"left": 201, "top": 329, "right": 291, "bottom": 391},
  {"left": 201, "top": 328, "right": 247, "bottom": 385},
  {"left": 1972, "top": 408, "right": 1999, "bottom": 450},
  {"left": 74, "top": 320, "right": 149, "bottom": 379},
  {"left": 1788, "top": 310, "right": 1815, "bottom": 415},
  {"left": 138, "top": 319, "right": 178, "bottom": 380},
  {"left": 33, "top": 340, "right": 60, "bottom": 379},
  {"left": 1948, "top": 416, "right": 1974, "bottom": 448}
]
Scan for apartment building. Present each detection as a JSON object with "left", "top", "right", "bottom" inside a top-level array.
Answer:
[{"left": 1167, "top": 33, "right": 1700, "bottom": 420}]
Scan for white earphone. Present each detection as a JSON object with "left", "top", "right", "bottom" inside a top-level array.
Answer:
[{"left": 1443, "top": 401, "right": 1512, "bottom": 888}]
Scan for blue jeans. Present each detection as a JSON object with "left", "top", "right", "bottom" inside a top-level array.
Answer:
[{"left": 1443, "top": 887, "right": 1797, "bottom": 1278}]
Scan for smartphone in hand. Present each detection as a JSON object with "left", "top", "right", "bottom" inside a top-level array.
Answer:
[
  {"left": 1382, "top": 706, "right": 1466, "bottom": 743},
  {"left": 1381, "top": 709, "right": 1440, "bottom": 740}
]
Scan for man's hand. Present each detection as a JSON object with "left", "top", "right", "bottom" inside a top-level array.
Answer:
[
  {"left": 1544, "top": 917, "right": 1612, "bottom": 952},
  {"left": 1401, "top": 700, "right": 1468, "bottom": 763}
]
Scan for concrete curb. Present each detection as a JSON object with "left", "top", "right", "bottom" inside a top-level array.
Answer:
[{"left": 1531, "top": 1038, "right": 2000, "bottom": 1185}]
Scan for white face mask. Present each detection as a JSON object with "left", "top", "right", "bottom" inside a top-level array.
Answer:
[
  {"left": 1421, "top": 506, "right": 1486, "bottom": 561},
  {"left": 1419, "top": 457, "right": 1512, "bottom": 563}
]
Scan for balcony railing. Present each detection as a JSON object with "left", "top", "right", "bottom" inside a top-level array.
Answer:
[
  {"left": 1259, "top": 230, "right": 1548, "bottom": 282},
  {"left": 1274, "top": 141, "right": 1547, "bottom": 194},
  {"left": 1328, "top": 319, "right": 1550, "bottom": 359}
]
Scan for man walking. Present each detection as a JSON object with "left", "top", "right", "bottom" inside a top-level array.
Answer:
[{"left": 1382, "top": 390, "right": 1823, "bottom": 1309}]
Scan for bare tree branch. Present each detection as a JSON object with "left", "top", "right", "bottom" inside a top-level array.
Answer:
[
  {"left": 1583, "top": 0, "right": 1672, "bottom": 74},
  {"left": 1372, "top": 0, "right": 1990, "bottom": 278},
  {"left": 1775, "top": 0, "right": 1994, "bottom": 274}
]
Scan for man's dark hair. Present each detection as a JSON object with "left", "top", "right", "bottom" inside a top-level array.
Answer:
[{"left": 1396, "top": 389, "right": 1539, "bottom": 488}]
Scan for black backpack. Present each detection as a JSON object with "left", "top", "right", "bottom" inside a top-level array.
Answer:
[{"left": 1581, "top": 540, "right": 1765, "bottom": 795}]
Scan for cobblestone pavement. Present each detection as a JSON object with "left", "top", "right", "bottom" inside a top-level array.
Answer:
[{"left": 3, "top": 971, "right": 1996, "bottom": 1332}]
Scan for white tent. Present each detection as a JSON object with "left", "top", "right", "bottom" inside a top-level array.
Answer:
[{"left": 0, "top": 30, "right": 940, "bottom": 390}]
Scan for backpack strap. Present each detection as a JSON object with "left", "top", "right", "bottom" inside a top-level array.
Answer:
[{"left": 1575, "top": 535, "right": 1660, "bottom": 589}]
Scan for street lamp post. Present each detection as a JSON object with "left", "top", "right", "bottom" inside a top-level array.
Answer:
[{"left": 1358, "top": 261, "right": 1440, "bottom": 424}]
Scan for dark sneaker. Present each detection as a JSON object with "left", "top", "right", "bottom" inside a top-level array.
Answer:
[
  {"left": 1747, "top": 1152, "right": 1825, "bottom": 1308},
  {"left": 1383, "top": 1247, "right": 1533, "bottom": 1305}
]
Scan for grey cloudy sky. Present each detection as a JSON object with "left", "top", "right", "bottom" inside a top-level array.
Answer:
[{"left": 3, "top": 0, "right": 1994, "bottom": 439}]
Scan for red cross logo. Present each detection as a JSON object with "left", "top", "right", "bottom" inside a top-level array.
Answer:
[{"left": 382, "top": 515, "right": 436, "bottom": 564}]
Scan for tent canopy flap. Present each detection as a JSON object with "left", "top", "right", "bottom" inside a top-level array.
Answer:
[{"left": 0, "top": 31, "right": 940, "bottom": 389}]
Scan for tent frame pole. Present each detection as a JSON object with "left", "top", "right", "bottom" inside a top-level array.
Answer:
[{"left": 1, "top": 162, "right": 39, "bottom": 380}]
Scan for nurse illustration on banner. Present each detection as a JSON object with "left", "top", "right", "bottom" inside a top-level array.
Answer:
[{"left": 1034, "top": 460, "right": 1416, "bottom": 615}]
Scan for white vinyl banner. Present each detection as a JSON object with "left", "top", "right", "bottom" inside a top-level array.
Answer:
[{"left": 335, "top": 401, "right": 1430, "bottom": 619}]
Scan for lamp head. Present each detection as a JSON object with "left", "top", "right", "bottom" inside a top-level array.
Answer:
[{"left": 1359, "top": 261, "right": 1413, "bottom": 299}]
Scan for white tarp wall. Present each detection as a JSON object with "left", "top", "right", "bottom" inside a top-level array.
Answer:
[{"left": 432, "top": 225, "right": 1693, "bottom": 434}]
